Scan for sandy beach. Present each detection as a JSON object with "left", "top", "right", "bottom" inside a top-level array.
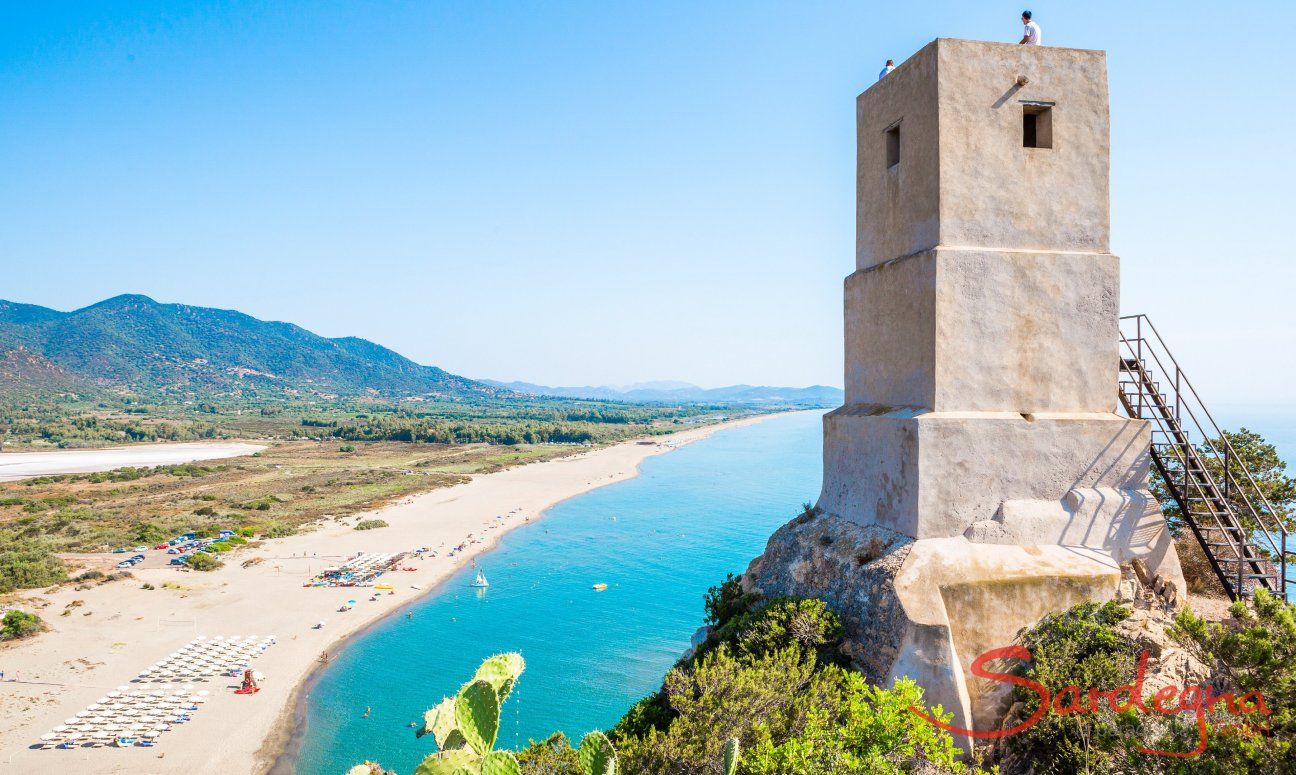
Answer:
[
  {"left": 0, "top": 414, "right": 778, "bottom": 774},
  {"left": 0, "top": 442, "right": 268, "bottom": 482}
]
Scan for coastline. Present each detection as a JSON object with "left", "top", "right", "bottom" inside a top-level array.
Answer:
[{"left": 0, "top": 412, "right": 791, "bottom": 775}]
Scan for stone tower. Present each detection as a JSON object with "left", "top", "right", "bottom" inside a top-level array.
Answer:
[{"left": 745, "top": 39, "right": 1184, "bottom": 738}]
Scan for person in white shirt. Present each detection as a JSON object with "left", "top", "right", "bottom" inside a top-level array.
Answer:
[
  {"left": 1019, "top": 10, "right": 1041, "bottom": 45},
  {"left": 878, "top": 59, "right": 895, "bottom": 80}
]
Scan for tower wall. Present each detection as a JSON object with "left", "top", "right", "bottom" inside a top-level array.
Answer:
[{"left": 747, "top": 38, "right": 1185, "bottom": 740}]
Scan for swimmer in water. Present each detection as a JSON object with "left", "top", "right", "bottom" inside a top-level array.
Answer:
[{"left": 363, "top": 706, "right": 371, "bottom": 718}]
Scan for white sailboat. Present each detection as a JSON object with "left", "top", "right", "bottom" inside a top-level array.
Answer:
[{"left": 470, "top": 569, "right": 489, "bottom": 588}]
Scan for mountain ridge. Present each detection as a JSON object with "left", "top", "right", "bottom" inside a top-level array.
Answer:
[
  {"left": 481, "top": 379, "right": 843, "bottom": 406},
  {"left": 0, "top": 295, "right": 494, "bottom": 400}
]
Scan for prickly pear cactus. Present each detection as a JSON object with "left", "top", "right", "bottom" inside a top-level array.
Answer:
[
  {"left": 419, "top": 695, "right": 466, "bottom": 751},
  {"left": 471, "top": 652, "right": 525, "bottom": 703},
  {"left": 479, "top": 750, "right": 522, "bottom": 775},
  {"left": 578, "top": 730, "right": 617, "bottom": 775},
  {"left": 723, "top": 738, "right": 740, "bottom": 775},
  {"left": 455, "top": 679, "right": 501, "bottom": 756},
  {"left": 413, "top": 747, "right": 478, "bottom": 775}
]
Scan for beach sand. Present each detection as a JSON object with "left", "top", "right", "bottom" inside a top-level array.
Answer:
[{"left": 0, "top": 415, "right": 777, "bottom": 774}]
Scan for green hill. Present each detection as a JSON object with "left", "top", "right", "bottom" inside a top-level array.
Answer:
[{"left": 0, "top": 295, "right": 495, "bottom": 400}]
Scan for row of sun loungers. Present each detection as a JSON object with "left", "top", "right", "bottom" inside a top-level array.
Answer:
[
  {"left": 135, "top": 635, "right": 275, "bottom": 683},
  {"left": 305, "top": 551, "right": 408, "bottom": 587},
  {"left": 35, "top": 635, "right": 276, "bottom": 750},
  {"left": 36, "top": 687, "right": 208, "bottom": 749}
]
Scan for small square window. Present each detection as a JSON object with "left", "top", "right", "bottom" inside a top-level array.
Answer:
[
  {"left": 885, "top": 125, "right": 900, "bottom": 168},
  {"left": 1023, "top": 105, "right": 1052, "bottom": 148}
]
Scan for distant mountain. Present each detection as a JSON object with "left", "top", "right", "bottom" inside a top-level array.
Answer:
[
  {"left": 0, "top": 295, "right": 496, "bottom": 400},
  {"left": 482, "top": 379, "right": 843, "bottom": 407}
]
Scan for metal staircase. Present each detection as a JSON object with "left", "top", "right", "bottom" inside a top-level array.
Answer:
[{"left": 1118, "top": 314, "right": 1292, "bottom": 601}]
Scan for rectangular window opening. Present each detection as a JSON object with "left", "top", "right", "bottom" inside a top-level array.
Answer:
[
  {"left": 1023, "top": 105, "right": 1053, "bottom": 148},
  {"left": 885, "top": 125, "right": 900, "bottom": 168}
]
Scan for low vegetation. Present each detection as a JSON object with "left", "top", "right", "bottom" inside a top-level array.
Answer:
[
  {"left": 184, "top": 552, "right": 223, "bottom": 572},
  {"left": 0, "top": 441, "right": 606, "bottom": 591},
  {"left": 0, "top": 609, "right": 44, "bottom": 640},
  {"left": 0, "top": 538, "right": 67, "bottom": 592},
  {"left": 354, "top": 519, "right": 388, "bottom": 531},
  {"left": 995, "top": 590, "right": 1296, "bottom": 773}
]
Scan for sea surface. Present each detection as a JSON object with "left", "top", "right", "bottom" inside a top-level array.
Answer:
[
  {"left": 291, "top": 410, "right": 826, "bottom": 774},
  {"left": 290, "top": 405, "right": 1295, "bottom": 774}
]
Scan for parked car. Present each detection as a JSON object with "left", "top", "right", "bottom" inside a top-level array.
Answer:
[
  {"left": 111, "top": 547, "right": 127, "bottom": 553},
  {"left": 133, "top": 546, "right": 148, "bottom": 552},
  {"left": 154, "top": 544, "right": 169, "bottom": 550},
  {"left": 167, "top": 547, "right": 180, "bottom": 554},
  {"left": 170, "top": 555, "right": 189, "bottom": 565}
]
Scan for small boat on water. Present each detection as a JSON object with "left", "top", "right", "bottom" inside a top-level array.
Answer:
[
  {"left": 471, "top": 570, "right": 489, "bottom": 588},
  {"left": 592, "top": 583, "right": 608, "bottom": 591}
]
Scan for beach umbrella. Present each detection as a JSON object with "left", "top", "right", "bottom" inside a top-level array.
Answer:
[{"left": 64, "top": 717, "right": 80, "bottom": 725}]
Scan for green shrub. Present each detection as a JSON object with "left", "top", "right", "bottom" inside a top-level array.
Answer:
[
  {"left": 1001, "top": 601, "right": 1141, "bottom": 774},
  {"left": 0, "top": 609, "right": 44, "bottom": 640},
  {"left": 612, "top": 645, "right": 977, "bottom": 775},
  {"left": 704, "top": 597, "right": 845, "bottom": 664},
  {"left": 185, "top": 552, "right": 223, "bottom": 572},
  {"left": 262, "top": 521, "right": 296, "bottom": 538},
  {"left": 1157, "top": 589, "right": 1296, "bottom": 769},
  {"left": 132, "top": 521, "right": 167, "bottom": 544},
  {"left": 0, "top": 539, "right": 68, "bottom": 592},
  {"left": 354, "top": 519, "right": 389, "bottom": 531},
  {"left": 339, "top": 444, "right": 356, "bottom": 453},
  {"left": 704, "top": 573, "right": 760, "bottom": 628}
]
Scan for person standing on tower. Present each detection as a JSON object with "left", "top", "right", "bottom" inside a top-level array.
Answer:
[
  {"left": 878, "top": 59, "right": 895, "bottom": 80},
  {"left": 1019, "top": 10, "right": 1042, "bottom": 45}
]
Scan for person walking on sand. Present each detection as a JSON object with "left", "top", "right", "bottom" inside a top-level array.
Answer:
[
  {"left": 878, "top": 59, "right": 895, "bottom": 80},
  {"left": 1019, "top": 10, "right": 1041, "bottom": 45}
]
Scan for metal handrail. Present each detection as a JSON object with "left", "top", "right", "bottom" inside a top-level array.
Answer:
[
  {"left": 1122, "top": 315, "right": 1287, "bottom": 535},
  {"left": 1118, "top": 314, "right": 1291, "bottom": 599}
]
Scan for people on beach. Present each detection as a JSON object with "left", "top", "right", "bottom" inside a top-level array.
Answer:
[
  {"left": 1019, "top": 10, "right": 1041, "bottom": 45},
  {"left": 878, "top": 59, "right": 895, "bottom": 80}
]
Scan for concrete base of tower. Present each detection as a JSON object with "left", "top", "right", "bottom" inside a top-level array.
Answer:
[{"left": 819, "top": 406, "right": 1183, "bottom": 584}]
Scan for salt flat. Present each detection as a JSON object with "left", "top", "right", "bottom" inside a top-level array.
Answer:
[{"left": 0, "top": 443, "right": 268, "bottom": 481}]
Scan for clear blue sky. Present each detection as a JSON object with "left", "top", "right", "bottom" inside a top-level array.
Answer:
[{"left": 1, "top": 2, "right": 1293, "bottom": 403}]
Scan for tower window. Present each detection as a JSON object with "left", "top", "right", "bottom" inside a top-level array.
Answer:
[
  {"left": 1023, "top": 104, "right": 1053, "bottom": 148},
  {"left": 885, "top": 124, "right": 900, "bottom": 168}
]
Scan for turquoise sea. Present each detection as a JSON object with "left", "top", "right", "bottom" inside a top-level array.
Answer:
[{"left": 290, "top": 410, "right": 826, "bottom": 774}]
